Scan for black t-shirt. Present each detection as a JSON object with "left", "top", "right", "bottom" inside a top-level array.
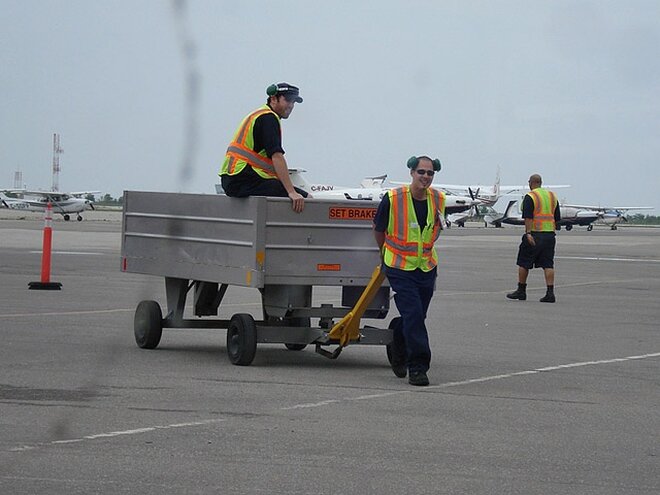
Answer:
[
  {"left": 521, "top": 194, "right": 561, "bottom": 222},
  {"left": 252, "top": 111, "right": 284, "bottom": 158},
  {"left": 373, "top": 194, "right": 429, "bottom": 232}
]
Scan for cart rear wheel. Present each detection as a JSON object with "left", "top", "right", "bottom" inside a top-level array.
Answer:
[
  {"left": 385, "top": 316, "right": 402, "bottom": 365},
  {"left": 134, "top": 300, "right": 163, "bottom": 349},
  {"left": 285, "top": 343, "right": 307, "bottom": 351},
  {"left": 284, "top": 317, "right": 309, "bottom": 351},
  {"left": 227, "top": 314, "right": 257, "bottom": 366}
]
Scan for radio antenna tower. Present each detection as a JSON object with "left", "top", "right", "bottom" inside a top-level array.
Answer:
[
  {"left": 52, "top": 133, "right": 63, "bottom": 192},
  {"left": 13, "top": 169, "right": 23, "bottom": 190}
]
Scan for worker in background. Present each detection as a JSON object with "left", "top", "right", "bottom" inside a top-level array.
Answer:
[
  {"left": 220, "top": 82, "right": 310, "bottom": 212},
  {"left": 373, "top": 156, "right": 445, "bottom": 386},
  {"left": 506, "top": 173, "right": 561, "bottom": 303}
]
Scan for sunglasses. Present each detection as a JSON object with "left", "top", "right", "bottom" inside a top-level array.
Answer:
[{"left": 415, "top": 169, "right": 435, "bottom": 176}]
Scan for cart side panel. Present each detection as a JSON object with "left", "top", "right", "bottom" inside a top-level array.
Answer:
[
  {"left": 121, "top": 191, "right": 264, "bottom": 287},
  {"left": 263, "top": 198, "right": 383, "bottom": 286}
]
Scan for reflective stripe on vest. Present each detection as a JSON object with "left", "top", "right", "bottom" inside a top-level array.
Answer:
[
  {"left": 528, "top": 188, "right": 557, "bottom": 232},
  {"left": 383, "top": 186, "right": 445, "bottom": 271},
  {"left": 221, "top": 106, "right": 279, "bottom": 179}
]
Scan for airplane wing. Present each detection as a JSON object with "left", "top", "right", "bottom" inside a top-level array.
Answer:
[
  {"left": 492, "top": 184, "right": 571, "bottom": 195},
  {"left": 69, "top": 191, "right": 101, "bottom": 197},
  {"left": 564, "top": 204, "right": 653, "bottom": 211},
  {"left": 603, "top": 206, "right": 654, "bottom": 211},
  {"left": 14, "top": 190, "right": 60, "bottom": 197}
]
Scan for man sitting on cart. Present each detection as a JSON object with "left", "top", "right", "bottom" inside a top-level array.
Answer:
[{"left": 220, "top": 82, "right": 310, "bottom": 213}]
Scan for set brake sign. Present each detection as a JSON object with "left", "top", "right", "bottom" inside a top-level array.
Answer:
[{"left": 328, "top": 206, "right": 376, "bottom": 221}]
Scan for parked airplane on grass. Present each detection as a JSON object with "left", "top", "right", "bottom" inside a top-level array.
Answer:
[
  {"left": 288, "top": 169, "right": 481, "bottom": 216},
  {"left": 1, "top": 190, "right": 97, "bottom": 221}
]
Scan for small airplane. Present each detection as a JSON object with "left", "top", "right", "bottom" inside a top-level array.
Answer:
[
  {"left": 437, "top": 167, "right": 570, "bottom": 207},
  {"left": 1, "top": 190, "right": 97, "bottom": 221},
  {"left": 487, "top": 200, "right": 601, "bottom": 231},
  {"left": 562, "top": 204, "right": 654, "bottom": 230},
  {"left": 288, "top": 169, "right": 482, "bottom": 216}
]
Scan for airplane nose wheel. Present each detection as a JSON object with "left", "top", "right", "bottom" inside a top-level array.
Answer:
[
  {"left": 587, "top": 224, "right": 593, "bottom": 231},
  {"left": 77, "top": 215, "right": 83, "bottom": 221}
]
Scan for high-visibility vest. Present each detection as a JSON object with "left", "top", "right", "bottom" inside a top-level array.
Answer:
[
  {"left": 221, "top": 105, "right": 280, "bottom": 179},
  {"left": 383, "top": 186, "right": 445, "bottom": 271},
  {"left": 527, "top": 188, "right": 557, "bottom": 232}
]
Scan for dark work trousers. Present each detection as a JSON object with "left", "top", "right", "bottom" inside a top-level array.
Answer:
[
  {"left": 221, "top": 168, "right": 308, "bottom": 198},
  {"left": 385, "top": 265, "right": 437, "bottom": 373}
]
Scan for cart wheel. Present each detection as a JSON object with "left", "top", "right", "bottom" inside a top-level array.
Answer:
[
  {"left": 134, "top": 300, "right": 163, "bottom": 349},
  {"left": 285, "top": 343, "right": 307, "bottom": 351},
  {"left": 385, "top": 317, "right": 402, "bottom": 365},
  {"left": 284, "top": 317, "right": 309, "bottom": 351},
  {"left": 227, "top": 314, "right": 257, "bottom": 366}
]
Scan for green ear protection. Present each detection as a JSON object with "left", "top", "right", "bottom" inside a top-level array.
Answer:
[
  {"left": 407, "top": 156, "right": 442, "bottom": 171},
  {"left": 266, "top": 84, "right": 279, "bottom": 96}
]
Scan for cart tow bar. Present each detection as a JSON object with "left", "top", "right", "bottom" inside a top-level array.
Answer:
[
  {"left": 321, "top": 265, "right": 386, "bottom": 356},
  {"left": 315, "top": 344, "right": 343, "bottom": 359}
]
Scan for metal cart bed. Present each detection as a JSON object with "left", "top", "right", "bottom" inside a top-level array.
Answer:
[{"left": 121, "top": 191, "right": 395, "bottom": 366}]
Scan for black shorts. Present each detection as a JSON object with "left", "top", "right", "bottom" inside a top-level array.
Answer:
[{"left": 516, "top": 232, "right": 556, "bottom": 269}]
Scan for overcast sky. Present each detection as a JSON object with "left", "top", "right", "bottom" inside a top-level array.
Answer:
[{"left": 1, "top": 0, "right": 659, "bottom": 212}]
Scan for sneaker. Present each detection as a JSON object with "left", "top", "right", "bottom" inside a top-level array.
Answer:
[
  {"left": 540, "top": 293, "right": 556, "bottom": 303},
  {"left": 506, "top": 289, "right": 527, "bottom": 300},
  {"left": 408, "top": 371, "right": 429, "bottom": 386}
]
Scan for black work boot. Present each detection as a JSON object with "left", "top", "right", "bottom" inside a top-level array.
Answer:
[
  {"left": 408, "top": 371, "right": 429, "bottom": 386},
  {"left": 540, "top": 286, "right": 555, "bottom": 303},
  {"left": 506, "top": 283, "right": 527, "bottom": 300}
]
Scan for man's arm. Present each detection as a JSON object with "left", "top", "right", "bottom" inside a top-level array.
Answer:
[
  {"left": 271, "top": 152, "right": 305, "bottom": 213},
  {"left": 521, "top": 195, "right": 536, "bottom": 245},
  {"left": 372, "top": 196, "right": 389, "bottom": 257},
  {"left": 373, "top": 229, "right": 385, "bottom": 249}
]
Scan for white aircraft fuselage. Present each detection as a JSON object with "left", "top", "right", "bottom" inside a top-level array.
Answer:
[{"left": 1, "top": 192, "right": 93, "bottom": 221}]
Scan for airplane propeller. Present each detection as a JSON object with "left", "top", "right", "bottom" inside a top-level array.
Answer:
[{"left": 467, "top": 187, "right": 481, "bottom": 218}]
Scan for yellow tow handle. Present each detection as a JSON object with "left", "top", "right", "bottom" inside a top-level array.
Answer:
[{"left": 327, "top": 265, "right": 386, "bottom": 347}]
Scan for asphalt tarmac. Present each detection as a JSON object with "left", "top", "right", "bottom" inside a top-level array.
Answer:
[{"left": 1, "top": 210, "right": 659, "bottom": 494}]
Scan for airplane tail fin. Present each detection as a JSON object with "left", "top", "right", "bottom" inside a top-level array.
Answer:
[
  {"left": 494, "top": 165, "right": 501, "bottom": 198},
  {"left": 502, "top": 199, "right": 518, "bottom": 219},
  {"left": 360, "top": 174, "right": 387, "bottom": 188},
  {"left": 288, "top": 168, "right": 309, "bottom": 189}
]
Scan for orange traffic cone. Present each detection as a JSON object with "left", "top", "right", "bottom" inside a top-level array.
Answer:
[{"left": 28, "top": 202, "right": 62, "bottom": 290}]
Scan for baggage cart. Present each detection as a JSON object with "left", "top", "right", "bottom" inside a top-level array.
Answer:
[{"left": 121, "top": 191, "right": 396, "bottom": 366}]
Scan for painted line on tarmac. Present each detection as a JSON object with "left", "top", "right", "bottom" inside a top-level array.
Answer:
[
  {"left": 7, "top": 351, "right": 660, "bottom": 452},
  {"left": 28, "top": 251, "right": 107, "bottom": 255},
  {"left": 281, "top": 351, "right": 660, "bottom": 409},
  {"left": 10, "top": 418, "right": 227, "bottom": 452},
  {"left": 0, "top": 302, "right": 263, "bottom": 318},
  {"left": 0, "top": 308, "right": 134, "bottom": 318},
  {"left": 438, "top": 277, "right": 652, "bottom": 296},
  {"left": 557, "top": 256, "right": 660, "bottom": 263}
]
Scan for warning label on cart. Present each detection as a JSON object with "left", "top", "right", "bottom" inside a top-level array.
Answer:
[
  {"left": 328, "top": 206, "right": 377, "bottom": 221},
  {"left": 317, "top": 263, "right": 341, "bottom": 271}
]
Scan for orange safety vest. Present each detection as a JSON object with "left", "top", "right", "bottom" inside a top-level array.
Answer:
[
  {"left": 221, "top": 105, "right": 280, "bottom": 179},
  {"left": 383, "top": 186, "right": 445, "bottom": 271},
  {"left": 527, "top": 188, "right": 557, "bottom": 232}
]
